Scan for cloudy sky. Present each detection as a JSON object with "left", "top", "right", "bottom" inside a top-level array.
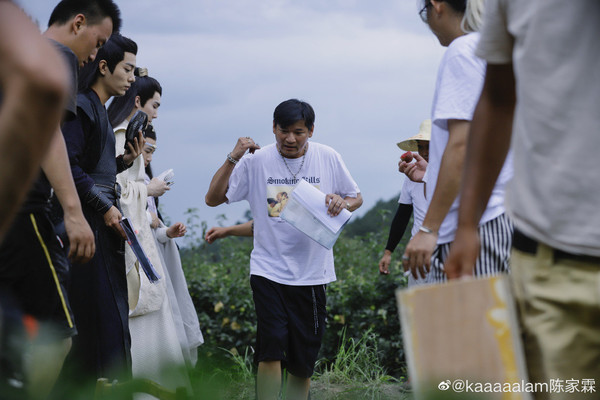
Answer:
[{"left": 19, "top": 0, "right": 445, "bottom": 245}]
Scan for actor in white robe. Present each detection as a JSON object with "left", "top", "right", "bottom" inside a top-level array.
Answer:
[
  {"left": 146, "top": 189, "right": 204, "bottom": 366},
  {"left": 114, "top": 121, "right": 190, "bottom": 396}
]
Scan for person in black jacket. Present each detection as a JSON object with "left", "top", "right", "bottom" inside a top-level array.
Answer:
[{"left": 56, "top": 33, "right": 143, "bottom": 395}]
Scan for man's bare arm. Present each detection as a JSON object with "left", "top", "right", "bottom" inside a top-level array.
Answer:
[
  {"left": 445, "top": 63, "right": 516, "bottom": 279},
  {"left": 205, "top": 159, "right": 237, "bottom": 207},
  {"left": 0, "top": 1, "right": 69, "bottom": 240},
  {"left": 421, "top": 119, "right": 469, "bottom": 232},
  {"left": 205, "top": 137, "right": 260, "bottom": 207},
  {"left": 403, "top": 119, "right": 469, "bottom": 278},
  {"left": 205, "top": 220, "right": 254, "bottom": 244},
  {"left": 41, "top": 131, "right": 95, "bottom": 263}
]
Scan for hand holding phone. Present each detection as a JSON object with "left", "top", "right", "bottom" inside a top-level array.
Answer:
[{"left": 124, "top": 110, "right": 148, "bottom": 152}]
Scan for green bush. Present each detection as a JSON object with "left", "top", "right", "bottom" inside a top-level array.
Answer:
[
  {"left": 322, "top": 230, "right": 408, "bottom": 378},
  {"left": 181, "top": 216, "right": 256, "bottom": 362}
]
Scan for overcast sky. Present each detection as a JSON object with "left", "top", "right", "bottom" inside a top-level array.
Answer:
[{"left": 19, "top": 0, "right": 445, "bottom": 245}]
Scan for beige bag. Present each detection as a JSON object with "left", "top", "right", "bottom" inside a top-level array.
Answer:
[{"left": 396, "top": 276, "right": 532, "bottom": 400}]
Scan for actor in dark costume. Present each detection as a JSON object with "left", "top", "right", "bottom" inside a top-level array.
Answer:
[
  {"left": 1, "top": 1, "right": 121, "bottom": 398},
  {"left": 57, "top": 33, "right": 142, "bottom": 391}
]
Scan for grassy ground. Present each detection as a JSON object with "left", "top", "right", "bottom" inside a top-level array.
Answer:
[
  {"left": 310, "top": 380, "right": 411, "bottom": 400},
  {"left": 191, "top": 376, "right": 412, "bottom": 400},
  {"left": 188, "top": 328, "right": 413, "bottom": 400}
]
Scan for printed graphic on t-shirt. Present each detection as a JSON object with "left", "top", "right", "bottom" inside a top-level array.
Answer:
[
  {"left": 265, "top": 176, "right": 322, "bottom": 218},
  {"left": 266, "top": 186, "right": 291, "bottom": 217}
]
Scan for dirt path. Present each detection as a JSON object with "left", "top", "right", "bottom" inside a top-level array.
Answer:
[{"left": 309, "top": 381, "right": 412, "bottom": 400}]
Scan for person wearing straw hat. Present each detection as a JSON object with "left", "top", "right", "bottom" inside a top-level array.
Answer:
[{"left": 378, "top": 119, "right": 430, "bottom": 287}]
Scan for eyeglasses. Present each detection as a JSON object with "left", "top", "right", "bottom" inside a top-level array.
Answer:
[{"left": 419, "top": 1, "right": 432, "bottom": 23}]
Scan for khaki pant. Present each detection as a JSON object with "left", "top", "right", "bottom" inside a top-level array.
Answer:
[{"left": 510, "top": 246, "right": 600, "bottom": 399}]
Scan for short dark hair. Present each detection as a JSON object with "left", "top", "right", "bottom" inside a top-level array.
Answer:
[
  {"left": 421, "top": 0, "right": 466, "bottom": 13},
  {"left": 78, "top": 33, "right": 137, "bottom": 92},
  {"left": 107, "top": 68, "right": 162, "bottom": 126},
  {"left": 48, "top": 0, "right": 121, "bottom": 33},
  {"left": 273, "top": 99, "right": 315, "bottom": 130},
  {"left": 136, "top": 76, "right": 162, "bottom": 107}
]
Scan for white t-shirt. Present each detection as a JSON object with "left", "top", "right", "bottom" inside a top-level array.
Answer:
[
  {"left": 477, "top": 0, "right": 600, "bottom": 256},
  {"left": 226, "top": 142, "right": 360, "bottom": 285},
  {"left": 425, "top": 32, "right": 514, "bottom": 244},
  {"left": 398, "top": 178, "right": 427, "bottom": 238}
]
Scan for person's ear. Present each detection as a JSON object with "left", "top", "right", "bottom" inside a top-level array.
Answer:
[
  {"left": 308, "top": 126, "right": 314, "bottom": 138},
  {"left": 98, "top": 60, "right": 108, "bottom": 76},
  {"left": 135, "top": 96, "right": 142, "bottom": 109},
  {"left": 273, "top": 122, "right": 277, "bottom": 135},
  {"left": 72, "top": 14, "right": 86, "bottom": 34},
  {"left": 430, "top": 0, "right": 444, "bottom": 17}
]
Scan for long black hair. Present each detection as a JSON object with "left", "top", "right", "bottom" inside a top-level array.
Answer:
[
  {"left": 107, "top": 68, "right": 162, "bottom": 127},
  {"left": 143, "top": 124, "right": 163, "bottom": 221},
  {"left": 143, "top": 124, "right": 157, "bottom": 179}
]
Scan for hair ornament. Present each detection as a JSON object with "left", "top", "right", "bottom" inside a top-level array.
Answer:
[{"left": 136, "top": 67, "right": 148, "bottom": 77}]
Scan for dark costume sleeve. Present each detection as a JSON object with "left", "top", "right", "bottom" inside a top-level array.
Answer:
[
  {"left": 115, "top": 154, "right": 130, "bottom": 174},
  {"left": 385, "top": 203, "right": 414, "bottom": 252},
  {"left": 62, "top": 115, "right": 113, "bottom": 215}
]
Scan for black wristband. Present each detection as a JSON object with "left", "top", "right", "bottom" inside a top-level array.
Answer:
[
  {"left": 84, "top": 185, "right": 113, "bottom": 215},
  {"left": 116, "top": 154, "right": 133, "bottom": 173}
]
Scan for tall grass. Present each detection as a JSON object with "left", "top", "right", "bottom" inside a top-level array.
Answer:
[
  {"left": 314, "top": 327, "right": 399, "bottom": 399},
  {"left": 211, "top": 328, "right": 403, "bottom": 399}
]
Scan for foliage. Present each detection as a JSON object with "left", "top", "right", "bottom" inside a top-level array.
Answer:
[
  {"left": 321, "top": 228, "right": 410, "bottom": 378},
  {"left": 182, "top": 236, "right": 256, "bottom": 363},
  {"left": 343, "top": 195, "right": 399, "bottom": 237},
  {"left": 315, "top": 328, "right": 400, "bottom": 400},
  {"left": 317, "top": 327, "right": 393, "bottom": 384},
  {"left": 181, "top": 195, "right": 414, "bottom": 387}
]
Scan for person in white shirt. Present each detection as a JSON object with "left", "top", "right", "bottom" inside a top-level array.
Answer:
[
  {"left": 205, "top": 99, "right": 362, "bottom": 400},
  {"left": 401, "top": 0, "right": 513, "bottom": 283},
  {"left": 445, "top": 0, "right": 600, "bottom": 389}
]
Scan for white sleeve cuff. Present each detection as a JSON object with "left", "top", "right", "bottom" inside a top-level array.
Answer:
[{"left": 156, "top": 227, "right": 169, "bottom": 243}]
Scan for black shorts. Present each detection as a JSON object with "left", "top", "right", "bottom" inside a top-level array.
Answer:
[
  {"left": 250, "top": 275, "right": 327, "bottom": 378},
  {"left": 0, "top": 212, "right": 76, "bottom": 339}
]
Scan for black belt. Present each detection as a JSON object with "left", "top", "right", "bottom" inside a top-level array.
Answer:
[
  {"left": 95, "top": 182, "right": 121, "bottom": 200},
  {"left": 513, "top": 229, "right": 600, "bottom": 264}
]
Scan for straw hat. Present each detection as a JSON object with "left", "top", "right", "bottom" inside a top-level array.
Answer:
[{"left": 396, "top": 119, "right": 431, "bottom": 151}]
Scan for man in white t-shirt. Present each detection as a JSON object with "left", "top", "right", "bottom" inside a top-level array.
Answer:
[
  {"left": 445, "top": 0, "right": 600, "bottom": 390},
  {"left": 205, "top": 99, "right": 362, "bottom": 400},
  {"left": 401, "top": 5, "right": 513, "bottom": 283}
]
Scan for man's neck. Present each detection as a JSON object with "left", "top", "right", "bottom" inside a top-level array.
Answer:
[
  {"left": 126, "top": 108, "right": 137, "bottom": 121},
  {"left": 43, "top": 26, "right": 69, "bottom": 49},
  {"left": 90, "top": 83, "right": 111, "bottom": 105}
]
